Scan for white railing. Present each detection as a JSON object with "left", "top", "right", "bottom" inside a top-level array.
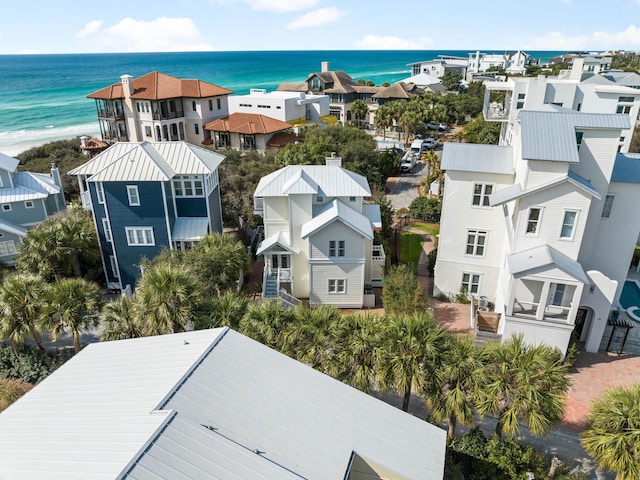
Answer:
[
  {"left": 372, "top": 244, "right": 386, "bottom": 263},
  {"left": 277, "top": 268, "right": 292, "bottom": 282},
  {"left": 511, "top": 299, "right": 570, "bottom": 321},
  {"left": 279, "top": 289, "right": 301, "bottom": 307},
  {"left": 512, "top": 300, "right": 539, "bottom": 317}
]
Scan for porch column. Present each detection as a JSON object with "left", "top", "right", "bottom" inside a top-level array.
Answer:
[
  {"left": 567, "top": 283, "right": 585, "bottom": 325},
  {"left": 537, "top": 281, "right": 552, "bottom": 320},
  {"left": 505, "top": 276, "right": 516, "bottom": 316}
]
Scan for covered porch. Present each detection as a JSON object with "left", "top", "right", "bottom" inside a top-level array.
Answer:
[{"left": 256, "top": 232, "right": 299, "bottom": 304}]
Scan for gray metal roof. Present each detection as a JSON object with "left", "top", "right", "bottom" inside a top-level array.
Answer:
[
  {"left": 171, "top": 217, "right": 209, "bottom": 241},
  {"left": 0, "top": 172, "right": 60, "bottom": 203},
  {"left": 489, "top": 173, "right": 600, "bottom": 207},
  {"left": 612, "top": 153, "right": 640, "bottom": 184},
  {"left": 507, "top": 245, "right": 590, "bottom": 284},
  {"left": 363, "top": 204, "right": 382, "bottom": 229},
  {"left": 520, "top": 111, "right": 631, "bottom": 163},
  {"left": 69, "top": 142, "right": 225, "bottom": 182},
  {"left": 0, "top": 329, "right": 446, "bottom": 479},
  {"left": 0, "top": 152, "right": 19, "bottom": 173},
  {"left": 254, "top": 165, "right": 371, "bottom": 198},
  {"left": 442, "top": 143, "right": 514, "bottom": 174},
  {"left": 0, "top": 218, "right": 27, "bottom": 237},
  {"left": 301, "top": 199, "right": 374, "bottom": 240},
  {"left": 256, "top": 231, "right": 297, "bottom": 255}
]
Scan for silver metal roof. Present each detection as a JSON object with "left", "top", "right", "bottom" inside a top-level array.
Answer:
[
  {"left": 363, "top": 204, "right": 382, "bottom": 229},
  {"left": 0, "top": 328, "right": 446, "bottom": 479},
  {"left": 520, "top": 111, "right": 631, "bottom": 163},
  {"left": 301, "top": 199, "right": 374, "bottom": 240},
  {"left": 69, "top": 142, "right": 225, "bottom": 182},
  {"left": 0, "top": 172, "right": 60, "bottom": 203},
  {"left": 0, "top": 152, "right": 19, "bottom": 173},
  {"left": 611, "top": 153, "right": 640, "bottom": 184},
  {"left": 442, "top": 143, "right": 514, "bottom": 174},
  {"left": 489, "top": 173, "right": 600, "bottom": 207},
  {"left": 507, "top": 245, "right": 590, "bottom": 284},
  {"left": 256, "top": 231, "right": 297, "bottom": 255},
  {"left": 171, "top": 217, "right": 209, "bottom": 241},
  {"left": 0, "top": 218, "right": 27, "bottom": 237},
  {"left": 254, "top": 165, "right": 371, "bottom": 198}
]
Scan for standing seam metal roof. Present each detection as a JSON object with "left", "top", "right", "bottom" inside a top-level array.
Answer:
[
  {"left": 441, "top": 143, "right": 514, "bottom": 174},
  {"left": 612, "top": 153, "right": 640, "bottom": 184}
]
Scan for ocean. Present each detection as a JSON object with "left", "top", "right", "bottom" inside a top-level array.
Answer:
[{"left": 0, "top": 50, "right": 562, "bottom": 156}]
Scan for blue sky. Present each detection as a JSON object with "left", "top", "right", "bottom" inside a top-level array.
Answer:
[{"left": 1, "top": 0, "right": 640, "bottom": 54}]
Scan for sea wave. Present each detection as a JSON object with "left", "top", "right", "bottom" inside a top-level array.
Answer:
[{"left": 0, "top": 122, "right": 100, "bottom": 156}]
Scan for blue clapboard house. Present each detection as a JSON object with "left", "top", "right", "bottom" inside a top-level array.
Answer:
[
  {"left": 0, "top": 152, "right": 66, "bottom": 265},
  {"left": 69, "top": 142, "right": 225, "bottom": 291}
]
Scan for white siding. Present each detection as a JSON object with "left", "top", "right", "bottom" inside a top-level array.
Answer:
[
  {"left": 524, "top": 160, "right": 568, "bottom": 188},
  {"left": 309, "top": 263, "right": 364, "bottom": 307},
  {"left": 309, "top": 222, "right": 365, "bottom": 260}
]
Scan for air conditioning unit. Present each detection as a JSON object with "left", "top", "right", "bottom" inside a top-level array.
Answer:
[{"left": 478, "top": 296, "right": 488, "bottom": 309}]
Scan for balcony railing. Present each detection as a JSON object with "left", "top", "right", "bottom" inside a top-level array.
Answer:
[
  {"left": 97, "top": 109, "right": 124, "bottom": 120},
  {"left": 511, "top": 299, "right": 570, "bottom": 322},
  {"left": 372, "top": 244, "right": 386, "bottom": 263}
]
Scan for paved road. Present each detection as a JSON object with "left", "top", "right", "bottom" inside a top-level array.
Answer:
[{"left": 387, "top": 148, "right": 442, "bottom": 211}]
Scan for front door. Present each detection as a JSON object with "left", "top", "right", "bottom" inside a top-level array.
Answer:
[{"left": 575, "top": 307, "right": 588, "bottom": 338}]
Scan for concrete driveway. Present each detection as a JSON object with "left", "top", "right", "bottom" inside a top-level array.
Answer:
[{"left": 387, "top": 162, "right": 426, "bottom": 210}]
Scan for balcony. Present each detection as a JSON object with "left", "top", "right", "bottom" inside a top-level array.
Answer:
[
  {"left": 511, "top": 299, "right": 571, "bottom": 323},
  {"left": 97, "top": 109, "right": 124, "bottom": 120},
  {"left": 253, "top": 197, "right": 264, "bottom": 216}
]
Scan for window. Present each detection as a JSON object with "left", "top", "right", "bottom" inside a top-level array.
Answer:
[
  {"left": 526, "top": 207, "right": 542, "bottom": 234},
  {"left": 125, "top": 227, "right": 155, "bottom": 246},
  {"left": 466, "top": 230, "right": 487, "bottom": 256},
  {"left": 192, "top": 101, "right": 197, "bottom": 111},
  {"left": 109, "top": 256, "right": 119, "bottom": 279},
  {"left": 102, "top": 218, "right": 112, "bottom": 242},
  {"left": 127, "top": 185, "right": 140, "bottom": 206},
  {"left": 1, "top": 204, "right": 11, "bottom": 212},
  {"left": 173, "top": 175, "right": 204, "bottom": 197},
  {"left": 24, "top": 201, "right": 34, "bottom": 209},
  {"left": 349, "top": 196, "right": 356, "bottom": 202},
  {"left": 472, "top": 183, "right": 493, "bottom": 207},
  {"left": 0, "top": 240, "right": 16, "bottom": 257},
  {"left": 619, "top": 96, "right": 635, "bottom": 103},
  {"left": 560, "top": 210, "right": 577, "bottom": 239},
  {"left": 602, "top": 195, "right": 614, "bottom": 218},
  {"left": 516, "top": 93, "right": 526, "bottom": 109},
  {"left": 217, "top": 98, "right": 221, "bottom": 110},
  {"left": 575, "top": 131, "right": 584, "bottom": 150},
  {"left": 551, "top": 284, "right": 566, "bottom": 306},
  {"left": 195, "top": 123, "right": 200, "bottom": 135},
  {"left": 617, "top": 105, "right": 631, "bottom": 114},
  {"left": 96, "top": 182, "right": 105, "bottom": 204},
  {"left": 208, "top": 99, "right": 213, "bottom": 111},
  {"left": 461, "top": 273, "right": 480, "bottom": 295},
  {"left": 620, "top": 136, "right": 626, "bottom": 143},
  {"left": 329, "top": 240, "right": 345, "bottom": 257},
  {"left": 328, "top": 279, "right": 346, "bottom": 294},
  {"left": 310, "top": 77, "right": 321, "bottom": 90},
  {"left": 316, "top": 196, "right": 324, "bottom": 203},
  {"left": 144, "top": 126, "right": 152, "bottom": 137}
]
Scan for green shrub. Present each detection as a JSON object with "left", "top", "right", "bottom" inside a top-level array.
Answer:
[
  {"left": 0, "top": 344, "right": 75, "bottom": 384},
  {"left": 409, "top": 197, "right": 441, "bottom": 223}
]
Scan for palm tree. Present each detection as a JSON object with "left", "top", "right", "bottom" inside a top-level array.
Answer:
[
  {"left": 197, "top": 290, "right": 248, "bottom": 330},
  {"left": 43, "top": 278, "right": 102, "bottom": 353},
  {"left": 475, "top": 334, "right": 571, "bottom": 438},
  {"left": 581, "top": 384, "right": 640, "bottom": 480},
  {"left": 0, "top": 273, "right": 49, "bottom": 359},
  {"left": 350, "top": 99, "right": 369, "bottom": 128},
  {"left": 328, "top": 312, "right": 382, "bottom": 393},
  {"left": 100, "top": 296, "right": 142, "bottom": 341},
  {"left": 374, "top": 103, "right": 393, "bottom": 139},
  {"left": 375, "top": 312, "right": 447, "bottom": 412},
  {"left": 238, "top": 300, "right": 295, "bottom": 351},
  {"left": 184, "top": 233, "right": 250, "bottom": 295},
  {"left": 135, "top": 263, "right": 200, "bottom": 336},
  {"left": 280, "top": 305, "right": 337, "bottom": 370},
  {"left": 422, "top": 334, "right": 486, "bottom": 439}
]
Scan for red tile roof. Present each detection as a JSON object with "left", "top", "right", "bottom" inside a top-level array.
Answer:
[
  {"left": 204, "top": 113, "right": 292, "bottom": 135},
  {"left": 87, "top": 71, "right": 233, "bottom": 100},
  {"left": 266, "top": 132, "right": 301, "bottom": 147}
]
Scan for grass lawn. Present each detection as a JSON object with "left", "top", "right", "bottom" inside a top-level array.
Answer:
[
  {"left": 410, "top": 222, "right": 440, "bottom": 246},
  {"left": 399, "top": 231, "right": 423, "bottom": 265}
]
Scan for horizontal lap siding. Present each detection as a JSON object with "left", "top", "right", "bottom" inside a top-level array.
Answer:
[
  {"left": 103, "top": 181, "right": 169, "bottom": 289},
  {"left": 309, "top": 263, "right": 364, "bottom": 308}
]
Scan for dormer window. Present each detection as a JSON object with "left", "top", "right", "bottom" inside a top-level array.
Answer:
[{"left": 310, "top": 77, "right": 321, "bottom": 91}]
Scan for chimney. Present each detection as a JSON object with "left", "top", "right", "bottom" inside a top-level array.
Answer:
[
  {"left": 321, "top": 61, "right": 330, "bottom": 72},
  {"left": 120, "top": 74, "right": 134, "bottom": 98},
  {"left": 325, "top": 152, "right": 342, "bottom": 167}
]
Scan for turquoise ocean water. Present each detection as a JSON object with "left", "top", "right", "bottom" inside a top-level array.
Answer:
[{"left": 0, "top": 50, "right": 562, "bottom": 155}]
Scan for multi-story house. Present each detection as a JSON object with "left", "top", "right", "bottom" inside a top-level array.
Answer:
[
  {"left": 69, "top": 141, "right": 225, "bottom": 291},
  {"left": 435, "top": 67, "right": 640, "bottom": 355},
  {"left": 0, "top": 152, "right": 66, "bottom": 265},
  {"left": 253, "top": 155, "right": 385, "bottom": 308},
  {"left": 204, "top": 113, "right": 297, "bottom": 153},
  {"left": 277, "top": 62, "right": 416, "bottom": 127},
  {"left": 407, "top": 55, "right": 469, "bottom": 79},
  {"left": 228, "top": 88, "right": 330, "bottom": 125},
  {"left": 87, "top": 71, "right": 233, "bottom": 146}
]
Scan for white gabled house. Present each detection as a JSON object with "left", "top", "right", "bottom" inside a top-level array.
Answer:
[
  {"left": 253, "top": 156, "right": 385, "bottom": 308},
  {"left": 435, "top": 104, "right": 640, "bottom": 355}
]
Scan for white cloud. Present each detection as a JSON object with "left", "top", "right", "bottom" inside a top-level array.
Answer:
[
  {"left": 286, "top": 7, "right": 345, "bottom": 29},
  {"left": 76, "top": 20, "right": 103, "bottom": 39},
  {"left": 524, "top": 24, "right": 640, "bottom": 50},
  {"left": 18, "top": 48, "right": 41, "bottom": 54},
  {"left": 75, "top": 17, "right": 214, "bottom": 53},
  {"left": 355, "top": 35, "right": 433, "bottom": 50}
]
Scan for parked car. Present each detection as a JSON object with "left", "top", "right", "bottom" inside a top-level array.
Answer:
[
  {"left": 426, "top": 122, "right": 448, "bottom": 131},
  {"left": 410, "top": 138, "right": 425, "bottom": 156},
  {"left": 422, "top": 137, "right": 438, "bottom": 150},
  {"left": 400, "top": 152, "right": 416, "bottom": 172}
]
